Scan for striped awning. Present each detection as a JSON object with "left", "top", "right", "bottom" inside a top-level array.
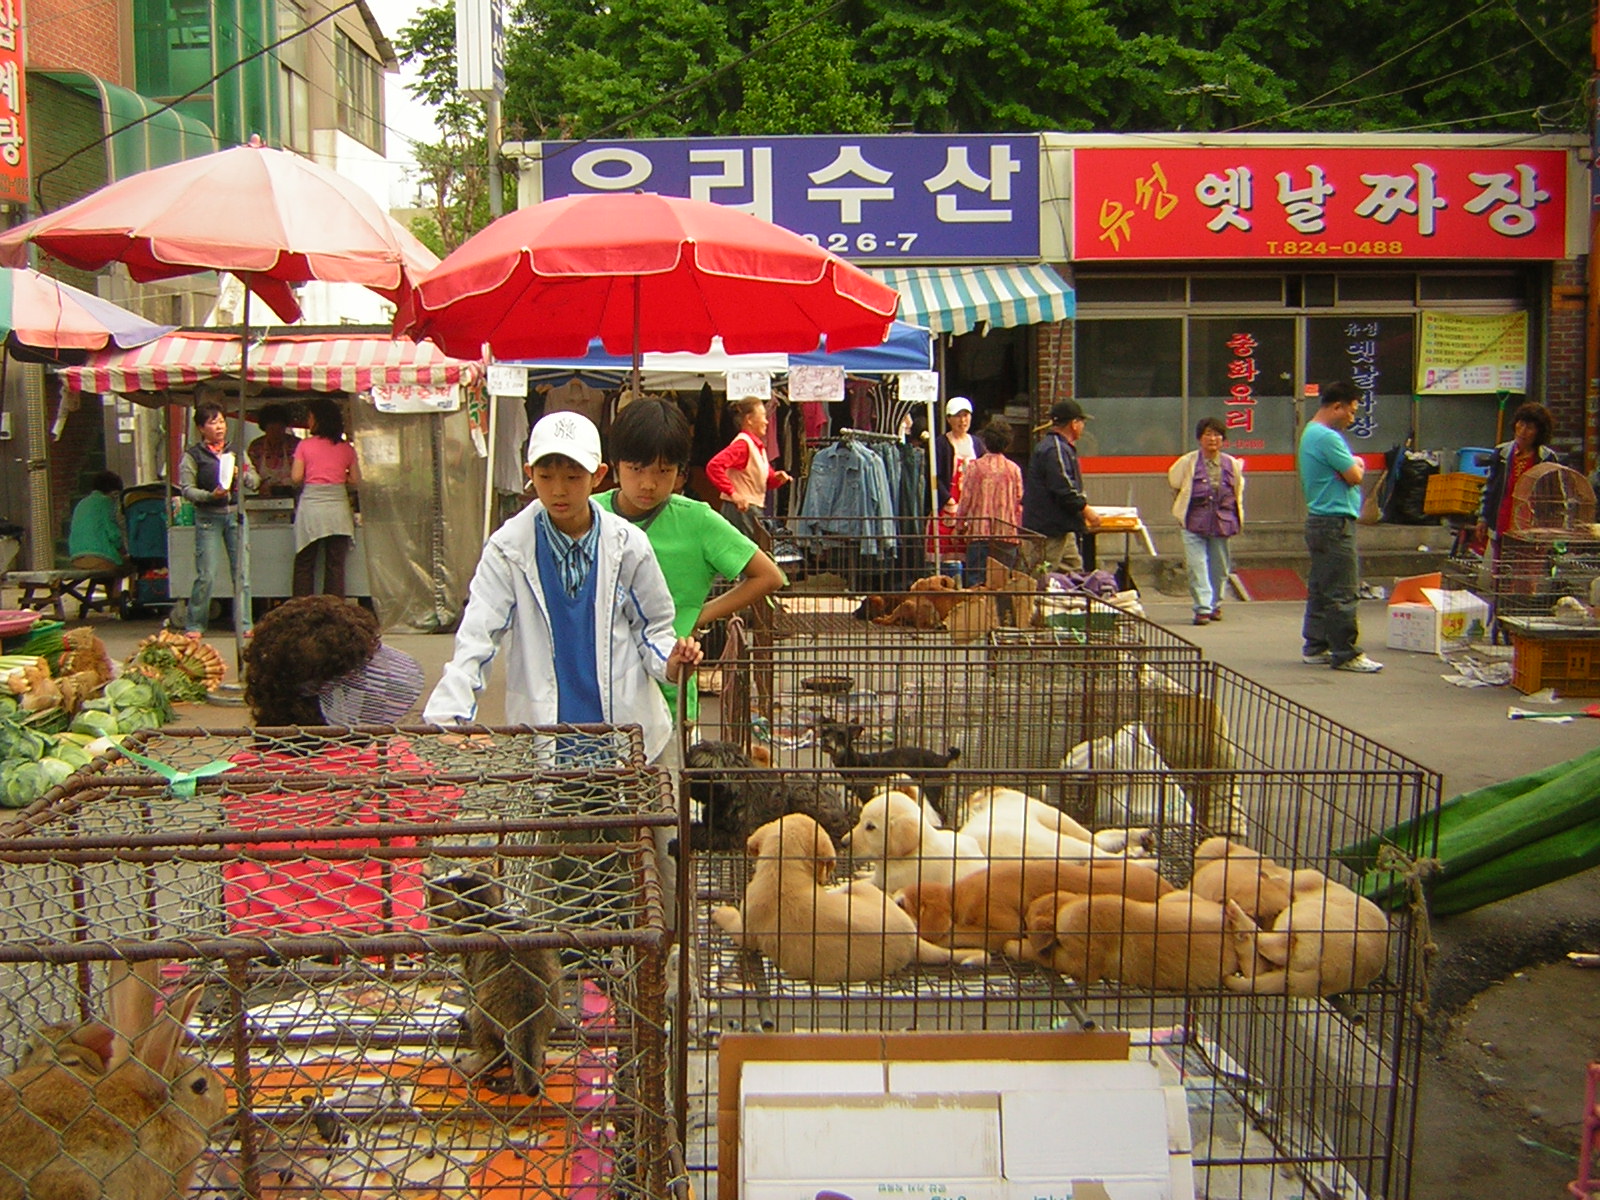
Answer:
[
  {"left": 61, "top": 332, "right": 484, "bottom": 396},
  {"left": 867, "top": 263, "right": 1074, "bottom": 336}
]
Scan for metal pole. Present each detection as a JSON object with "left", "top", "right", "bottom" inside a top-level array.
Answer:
[
  {"left": 233, "top": 285, "right": 251, "bottom": 675},
  {"left": 1586, "top": 28, "right": 1600, "bottom": 472},
  {"left": 482, "top": 392, "right": 499, "bottom": 546},
  {"left": 631, "top": 276, "right": 643, "bottom": 399},
  {"left": 486, "top": 96, "right": 504, "bottom": 219}
]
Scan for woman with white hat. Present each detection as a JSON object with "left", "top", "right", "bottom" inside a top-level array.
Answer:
[{"left": 934, "top": 396, "right": 978, "bottom": 516}]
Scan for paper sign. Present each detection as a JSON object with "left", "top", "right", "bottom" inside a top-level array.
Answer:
[
  {"left": 789, "top": 365, "right": 845, "bottom": 403},
  {"left": 898, "top": 370, "right": 938, "bottom": 404},
  {"left": 371, "top": 384, "right": 461, "bottom": 412},
  {"left": 216, "top": 452, "right": 235, "bottom": 490},
  {"left": 727, "top": 369, "right": 772, "bottom": 400},
  {"left": 486, "top": 363, "right": 529, "bottom": 396},
  {"left": 355, "top": 431, "right": 402, "bottom": 466},
  {"left": 1415, "top": 312, "right": 1529, "bottom": 394}
]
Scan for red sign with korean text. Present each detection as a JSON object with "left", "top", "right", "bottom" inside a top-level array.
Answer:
[
  {"left": 0, "top": 0, "right": 28, "bottom": 206},
  {"left": 1073, "top": 147, "right": 1569, "bottom": 261}
]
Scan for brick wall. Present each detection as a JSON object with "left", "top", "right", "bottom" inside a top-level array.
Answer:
[
  {"left": 1546, "top": 258, "right": 1586, "bottom": 466},
  {"left": 29, "top": 74, "right": 111, "bottom": 214},
  {"left": 28, "top": 0, "right": 123, "bottom": 83},
  {"left": 1034, "top": 320, "right": 1074, "bottom": 430}
]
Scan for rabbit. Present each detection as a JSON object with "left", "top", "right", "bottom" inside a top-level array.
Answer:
[
  {"left": 13, "top": 1021, "right": 116, "bottom": 1081},
  {"left": 426, "top": 871, "right": 565, "bottom": 1098},
  {"left": 0, "top": 960, "right": 227, "bottom": 1200}
]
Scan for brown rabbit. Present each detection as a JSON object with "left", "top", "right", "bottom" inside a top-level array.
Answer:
[
  {"left": 13, "top": 1021, "right": 116, "bottom": 1081},
  {"left": 427, "top": 871, "right": 564, "bottom": 1097},
  {"left": 0, "top": 960, "right": 227, "bottom": 1200}
]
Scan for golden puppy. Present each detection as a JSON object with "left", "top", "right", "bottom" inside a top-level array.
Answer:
[
  {"left": 1224, "top": 869, "right": 1389, "bottom": 996},
  {"left": 955, "top": 786, "right": 1151, "bottom": 867},
  {"left": 871, "top": 575, "right": 967, "bottom": 628},
  {"left": 843, "top": 787, "right": 985, "bottom": 895},
  {"left": 900, "top": 858, "right": 1174, "bottom": 953},
  {"left": 710, "top": 814, "right": 987, "bottom": 983},
  {"left": 1015, "top": 889, "right": 1249, "bottom": 990},
  {"left": 1189, "top": 836, "right": 1295, "bottom": 923}
]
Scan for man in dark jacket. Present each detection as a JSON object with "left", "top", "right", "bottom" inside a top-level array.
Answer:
[{"left": 1023, "top": 399, "right": 1101, "bottom": 571}]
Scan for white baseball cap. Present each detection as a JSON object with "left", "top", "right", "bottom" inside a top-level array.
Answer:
[
  {"left": 526, "top": 410, "right": 603, "bottom": 472},
  {"left": 945, "top": 396, "right": 973, "bottom": 416}
]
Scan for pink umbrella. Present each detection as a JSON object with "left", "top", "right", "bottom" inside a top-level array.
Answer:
[{"left": 400, "top": 191, "right": 898, "bottom": 390}]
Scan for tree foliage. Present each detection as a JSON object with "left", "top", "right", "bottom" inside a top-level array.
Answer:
[{"left": 392, "top": 0, "right": 1589, "bottom": 242}]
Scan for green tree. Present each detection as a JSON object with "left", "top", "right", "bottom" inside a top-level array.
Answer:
[{"left": 732, "top": 0, "right": 889, "bottom": 134}]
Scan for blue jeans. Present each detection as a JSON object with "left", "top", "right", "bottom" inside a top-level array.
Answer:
[
  {"left": 187, "top": 508, "right": 251, "bottom": 635},
  {"left": 1180, "top": 530, "right": 1231, "bottom": 614},
  {"left": 964, "top": 540, "right": 1019, "bottom": 580},
  {"left": 1302, "top": 514, "right": 1359, "bottom": 664}
]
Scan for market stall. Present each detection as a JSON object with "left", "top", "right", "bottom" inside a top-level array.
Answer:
[{"left": 57, "top": 329, "right": 485, "bottom": 633}]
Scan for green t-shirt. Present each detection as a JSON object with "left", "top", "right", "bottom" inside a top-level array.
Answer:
[
  {"left": 1297, "top": 420, "right": 1361, "bottom": 518},
  {"left": 67, "top": 490, "right": 124, "bottom": 564},
  {"left": 595, "top": 490, "right": 758, "bottom": 720}
]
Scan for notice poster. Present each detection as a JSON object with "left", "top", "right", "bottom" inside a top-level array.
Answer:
[
  {"left": 1415, "top": 312, "right": 1528, "bottom": 394},
  {"left": 789, "top": 365, "right": 845, "bottom": 403}
]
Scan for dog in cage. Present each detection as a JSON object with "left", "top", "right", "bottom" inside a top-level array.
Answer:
[
  {"left": 425, "top": 872, "right": 565, "bottom": 1097},
  {"left": 711, "top": 813, "right": 990, "bottom": 983},
  {"left": 1222, "top": 869, "right": 1391, "bottom": 997},
  {"left": 0, "top": 959, "right": 227, "bottom": 1199},
  {"left": 841, "top": 787, "right": 986, "bottom": 895},
  {"left": 953, "top": 785, "right": 1154, "bottom": 865},
  {"left": 816, "top": 723, "right": 962, "bottom": 820},
  {"left": 1188, "top": 836, "right": 1297, "bottom": 924},
  {"left": 683, "top": 739, "right": 857, "bottom": 851}
]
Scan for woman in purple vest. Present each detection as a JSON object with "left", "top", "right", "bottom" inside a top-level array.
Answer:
[{"left": 1168, "top": 417, "right": 1245, "bottom": 626}]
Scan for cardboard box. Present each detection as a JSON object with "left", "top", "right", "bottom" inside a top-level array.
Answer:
[{"left": 1386, "top": 572, "right": 1490, "bottom": 655}]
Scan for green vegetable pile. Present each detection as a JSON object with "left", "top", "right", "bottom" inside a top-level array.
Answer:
[{"left": 0, "top": 676, "right": 176, "bottom": 809}]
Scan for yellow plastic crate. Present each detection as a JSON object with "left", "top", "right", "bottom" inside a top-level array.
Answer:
[{"left": 1424, "top": 472, "right": 1485, "bottom": 517}]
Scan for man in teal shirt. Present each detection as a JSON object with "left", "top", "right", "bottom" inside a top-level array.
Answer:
[
  {"left": 67, "top": 471, "right": 126, "bottom": 570},
  {"left": 1298, "top": 382, "right": 1382, "bottom": 673}
]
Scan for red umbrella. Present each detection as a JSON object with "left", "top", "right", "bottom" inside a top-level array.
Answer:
[
  {"left": 0, "top": 266, "right": 173, "bottom": 361},
  {"left": 0, "top": 136, "right": 436, "bottom": 323},
  {"left": 399, "top": 191, "right": 899, "bottom": 372}
]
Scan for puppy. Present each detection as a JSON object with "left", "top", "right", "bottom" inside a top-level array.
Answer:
[
  {"left": 1188, "top": 836, "right": 1296, "bottom": 923},
  {"left": 954, "top": 786, "right": 1149, "bottom": 867},
  {"left": 1224, "top": 869, "right": 1389, "bottom": 997},
  {"left": 1015, "top": 890, "right": 1249, "bottom": 990},
  {"left": 871, "top": 575, "right": 967, "bottom": 628},
  {"left": 899, "top": 857, "right": 1174, "bottom": 953},
  {"left": 684, "top": 739, "right": 856, "bottom": 851},
  {"left": 842, "top": 787, "right": 986, "bottom": 895},
  {"left": 817, "top": 723, "right": 962, "bottom": 820},
  {"left": 710, "top": 814, "right": 987, "bottom": 983}
]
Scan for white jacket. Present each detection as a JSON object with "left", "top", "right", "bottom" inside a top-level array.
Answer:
[
  {"left": 1167, "top": 450, "right": 1245, "bottom": 523},
  {"left": 423, "top": 501, "right": 678, "bottom": 759}
]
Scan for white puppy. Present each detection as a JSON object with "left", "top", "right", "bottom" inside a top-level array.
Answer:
[
  {"left": 954, "top": 786, "right": 1149, "bottom": 867},
  {"left": 842, "top": 787, "right": 986, "bottom": 895}
]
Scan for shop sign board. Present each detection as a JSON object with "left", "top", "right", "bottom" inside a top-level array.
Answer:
[
  {"left": 537, "top": 135, "right": 1041, "bottom": 260},
  {"left": 0, "top": 0, "right": 29, "bottom": 205},
  {"left": 1073, "top": 147, "right": 1567, "bottom": 261},
  {"left": 1415, "top": 311, "right": 1528, "bottom": 394}
]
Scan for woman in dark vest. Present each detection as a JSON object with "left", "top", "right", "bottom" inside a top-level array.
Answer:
[
  {"left": 1167, "top": 416, "right": 1245, "bottom": 626},
  {"left": 177, "top": 398, "right": 259, "bottom": 637}
]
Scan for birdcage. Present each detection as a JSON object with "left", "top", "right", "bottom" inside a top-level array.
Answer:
[
  {"left": 0, "top": 725, "right": 680, "bottom": 1200},
  {"left": 1510, "top": 462, "right": 1596, "bottom": 537},
  {"left": 681, "top": 662, "right": 1439, "bottom": 1200}
]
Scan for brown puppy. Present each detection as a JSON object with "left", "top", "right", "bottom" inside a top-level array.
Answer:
[
  {"left": 1224, "top": 869, "right": 1389, "bottom": 996},
  {"left": 901, "top": 857, "right": 1174, "bottom": 953},
  {"left": 872, "top": 575, "right": 966, "bottom": 627},
  {"left": 1015, "top": 889, "right": 1250, "bottom": 990},
  {"left": 1188, "top": 836, "right": 1296, "bottom": 923},
  {"left": 711, "top": 814, "right": 987, "bottom": 983}
]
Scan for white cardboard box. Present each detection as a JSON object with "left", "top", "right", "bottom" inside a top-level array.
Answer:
[{"left": 1386, "top": 574, "right": 1490, "bottom": 655}]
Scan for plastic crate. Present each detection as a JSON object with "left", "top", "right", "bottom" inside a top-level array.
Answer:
[
  {"left": 1511, "top": 632, "right": 1600, "bottom": 696},
  {"left": 1424, "top": 472, "right": 1485, "bottom": 517}
]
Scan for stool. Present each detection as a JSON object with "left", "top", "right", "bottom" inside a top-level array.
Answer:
[{"left": 2, "top": 570, "right": 122, "bottom": 620}]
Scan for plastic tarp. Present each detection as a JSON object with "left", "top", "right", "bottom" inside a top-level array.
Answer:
[{"left": 508, "top": 320, "right": 933, "bottom": 389}]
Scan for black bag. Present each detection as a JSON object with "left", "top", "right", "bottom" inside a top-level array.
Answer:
[{"left": 1380, "top": 442, "right": 1440, "bottom": 525}]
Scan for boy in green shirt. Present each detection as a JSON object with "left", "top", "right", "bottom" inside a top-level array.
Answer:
[{"left": 596, "top": 399, "right": 785, "bottom": 722}]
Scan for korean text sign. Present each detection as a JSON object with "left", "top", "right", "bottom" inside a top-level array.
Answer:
[
  {"left": 1416, "top": 312, "right": 1529, "bottom": 394},
  {"left": 1074, "top": 147, "right": 1568, "bottom": 261},
  {"left": 0, "top": 0, "right": 28, "bottom": 205},
  {"left": 538, "top": 135, "right": 1041, "bottom": 260}
]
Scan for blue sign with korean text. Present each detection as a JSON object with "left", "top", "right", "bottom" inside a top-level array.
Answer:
[{"left": 537, "top": 135, "right": 1041, "bottom": 260}]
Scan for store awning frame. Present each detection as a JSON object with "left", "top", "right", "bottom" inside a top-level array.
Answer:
[
  {"left": 868, "top": 263, "right": 1074, "bottom": 336},
  {"left": 59, "top": 331, "right": 484, "bottom": 399},
  {"left": 39, "top": 71, "right": 218, "bottom": 181}
]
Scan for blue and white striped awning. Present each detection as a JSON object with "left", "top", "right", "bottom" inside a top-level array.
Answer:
[{"left": 868, "top": 263, "right": 1074, "bottom": 336}]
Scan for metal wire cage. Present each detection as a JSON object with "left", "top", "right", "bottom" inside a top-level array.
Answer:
[
  {"left": 1444, "top": 535, "right": 1600, "bottom": 627},
  {"left": 682, "top": 663, "right": 1440, "bottom": 1200},
  {"left": 0, "top": 726, "right": 681, "bottom": 1200},
  {"left": 770, "top": 515, "right": 1049, "bottom": 593}
]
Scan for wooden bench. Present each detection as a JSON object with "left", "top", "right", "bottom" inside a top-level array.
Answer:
[{"left": 2, "top": 569, "right": 123, "bottom": 620}]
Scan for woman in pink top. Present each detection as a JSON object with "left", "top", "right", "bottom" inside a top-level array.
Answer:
[
  {"left": 957, "top": 420, "right": 1024, "bottom": 578},
  {"left": 704, "top": 397, "right": 791, "bottom": 541},
  {"left": 291, "top": 397, "right": 361, "bottom": 597}
]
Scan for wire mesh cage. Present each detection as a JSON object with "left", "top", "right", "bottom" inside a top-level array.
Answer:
[
  {"left": 0, "top": 726, "right": 681, "bottom": 1200},
  {"left": 1509, "top": 462, "right": 1597, "bottom": 536},
  {"left": 1444, "top": 535, "right": 1600, "bottom": 626},
  {"left": 770, "top": 515, "right": 1048, "bottom": 593},
  {"left": 681, "top": 663, "right": 1439, "bottom": 1200}
]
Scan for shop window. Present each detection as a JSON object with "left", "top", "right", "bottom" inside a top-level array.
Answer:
[
  {"left": 1419, "top": 273, "right": 1525, "bottom": 302},
  {"left": 1189, "top": 317, "right": 1294, "bottom": 457},
  {"left": 1416, "top": 396, "right": 1503, "bottom": 462},
  {"left": 1073, "top": 276, "right": 1186, "bottom": 305},
  {"left": 1306, "top": 316, "right": 1415, "bottom": 453},
  {"left": 1336, "top": 274, "right": 1415, "bottom": 303},
  {"left": 1075, "top": 319, "right": 1184, "bottom": 456},
  {"left": 1190, "top": 276, "right": 1283, "bottom": 304}
]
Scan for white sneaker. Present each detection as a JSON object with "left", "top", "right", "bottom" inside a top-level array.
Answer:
[
  {"left": 1301, "top": 651, "right": 1332, "bottom": 665},
  {"left": 1333, "top": 653, "right": 1384, "bottom": 673}
]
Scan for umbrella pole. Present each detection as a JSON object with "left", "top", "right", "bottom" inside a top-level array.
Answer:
[
  {"left": 631, "top": 276, "right": 642, "bottom": 400},
  {"left": 232, "top": 286, "right": 251, "bottom": 681}
]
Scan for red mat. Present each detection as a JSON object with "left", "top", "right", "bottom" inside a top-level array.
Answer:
[{"left": 1229, "top": 567, "right": 1308, "bottom": 602}]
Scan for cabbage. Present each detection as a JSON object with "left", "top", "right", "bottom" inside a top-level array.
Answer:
[
  {"left": 70, "top": 710, "right": 120, "bottom": 739},
  {"left": 105, "top": 678, "right": 154, "bottom": 709},
  {"left": 36, "top": 757, "right": 75, "bottom": 786},
  {"left": 0, "top": 760, "right": 47, "bottom": 807}
]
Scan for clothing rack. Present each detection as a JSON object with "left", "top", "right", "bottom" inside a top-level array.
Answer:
[{"left": 838, "top": 427, "right": 904, "bottom": 443}]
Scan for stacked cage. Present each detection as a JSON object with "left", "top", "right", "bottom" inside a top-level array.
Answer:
[
  {"left": 686, "top": 615, "right": 1439, "bottom": 1200},
  {"left": 0, "top": 725, "right": 680, "bottom": 1200},
  {"left": 770, "top": 515, "right": 1048, "bottom": 593}
]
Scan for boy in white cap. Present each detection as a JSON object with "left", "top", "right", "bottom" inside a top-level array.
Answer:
[{"left": 424, "top": 411, "right": 701, "bottom": 762}]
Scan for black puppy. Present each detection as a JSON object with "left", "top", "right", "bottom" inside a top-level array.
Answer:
[
  {"left": 684, "top": 740, "right": 857, "bottom": 851},
  {"left": 816, "top": 722, "right": 962, "bottom": 822}
]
